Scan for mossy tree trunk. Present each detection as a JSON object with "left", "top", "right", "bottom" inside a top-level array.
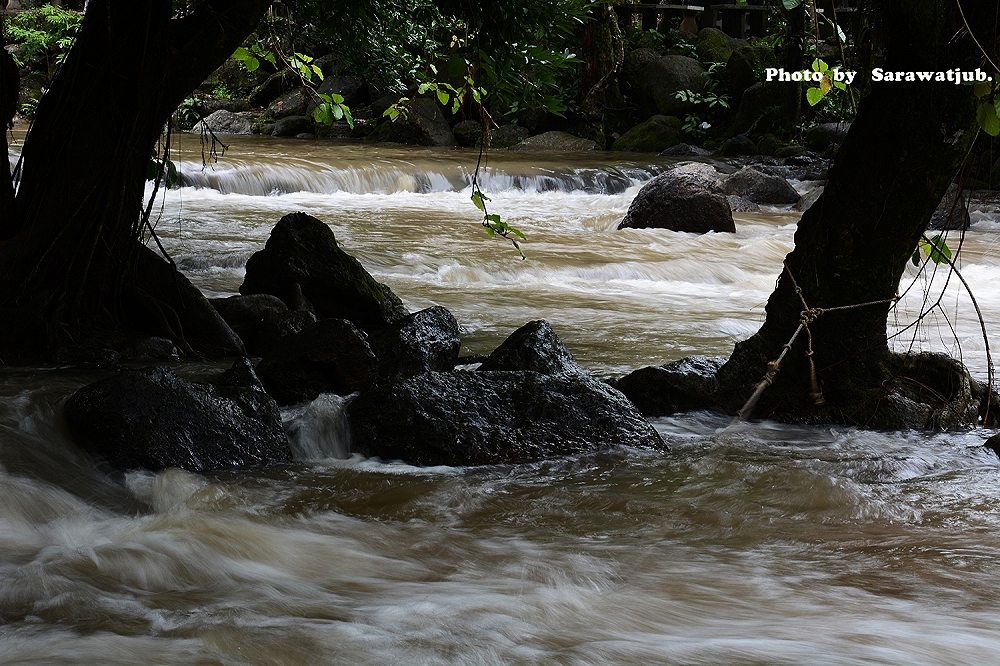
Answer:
[
  {"left": 716, "top": 0, "right": 994, "bottom": 423},
  {"left": 0, "top": 0, "right": 272, "bottom": 361}
]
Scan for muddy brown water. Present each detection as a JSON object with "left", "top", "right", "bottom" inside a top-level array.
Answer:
[{"left": 3, "top": 133, "right": 1000, "bottom": 664}]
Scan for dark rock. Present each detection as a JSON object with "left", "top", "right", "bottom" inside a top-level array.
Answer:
[
  {"left": 612, "top": 115, "right": 683, "bottom": 153},
  {"left": 621, "top": 49, "right": 708, "bottom": 117},
  {"left": 479, "top": 320, "right": 583, "bottom": 376},
  {"left": 660, "top": 143, "right": 712, "bottom": 157},
  {"left": 241, "top": 212, "right": 408, "bottom": 329},
  {"left": 210, "top": 294, "right": 317, "bottom": 356},
  {"left": 129, "top": 245, "right": 245, "bottom": 358},
  {"left": 266, "top": 87, "right": 311, "bottom": 119},
  {"left": 618, "top": 171, "right": 735, "bottom": 233},
  {"left": 511, "top": 131, "right": 597, "bottom": 152},
  {"left": 727, "top": 82, "right": 782, "bottom": 137},
  {"left": 64, "top": 364, "right": 290, "bottom": 472},
  {"left": 120, "top": 337, "right": 180, "bottom": 362},
  {"left": 725, "top": 45, "right": 779, "bottom": 101},
  {"left": 612, "top": 356, "right": 725, "bottom": 416},
  {"left": 249, "top": 69, "right": 298, "bottom": 107},
  {"left": 490, "top": 124, "right": 531, "bottom": 149},
  {"left": 662, "top": 161, "right": 727, "bottom": 190},
  {"left": 805, "top": 122, "right": 851, "bottom": 152},
  {"left": 272, "top": 115, "right": 314, "bottom": 137},
  {"left": 369, "top": 98, "right": 456, "bottom": 147},
  {"left": 368, "top": 306, "right": 462, "bottom": 379},
  {"left": 722, "top": 166, "right": 800, "bottom": 204},
  {"left": 256, "top": 319, "right": 377, "bottom": 405},
  {"left": 718, "top": 134, "right": 759, "bottom": 157},
  {"left": 928, "top": 183, "right": 970, "bottom": 231},
  {"left": 985, "top": 433, "right": 1000, "bottom": 457},
  {"left": 196, "top": 99, "right": 251, "bottom": 115},
  {"left": 796, "top": 185, "right": 824, "bottom": 212},
  {"left": 347, "top": 370, "right": 666, "bottom": 466},
  {"left": 191, "top": 109, "right": 255, "bottom": 135},
  {"left": 453, "top": 120, "right": 483, "bottom": 147},
  {"left": 696, "top": 27, "right": 746, "bottom": 64},
  {"left": 317, "top": 75, "right": 367, "bottom": 106}
]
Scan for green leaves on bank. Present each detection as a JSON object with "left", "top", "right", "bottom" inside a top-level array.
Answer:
[
  {"left": 806, "top": 58, "right": 848, "bottom": 107},
  {"left": 973, "top": 80, "right": 1000, "bottom": 137}
]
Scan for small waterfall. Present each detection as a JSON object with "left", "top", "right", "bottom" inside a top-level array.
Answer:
[
  {"left": 175, "top": 159, "right": 667, "bottom": 197},
  {"left": 283, "top": 393, "right": 353, "bottom": 460}
]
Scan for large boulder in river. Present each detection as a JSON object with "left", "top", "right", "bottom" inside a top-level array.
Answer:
[
  {"left": 209, "top": 294, "right": 316, "bottom": 356},
  {"left": 721, "top": 166, "right": 800, "bottom": 205},
  {"left": 348, "top": 371, "right": 666, "bottom": 466},
  {"left": 63, "top": 361, "right": 290, "bottom": 472},
  {"left": 618, "top": 171, "right": 735, "bottom": 233},
  {"left": 367, "top": 306, "right": 462, "bottom": 380},
  {"left": 612, "top": 356, "right": 724, "bottom": 416},
  {"left": 241, "top": 212, "right": 408, "bottom": 329},
  {"left": 256, "top": 319, "right": 378, "bottom": 405}
]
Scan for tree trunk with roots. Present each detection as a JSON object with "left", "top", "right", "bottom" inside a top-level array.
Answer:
[
  {"left": 0, "top": 0, "right": 272, "bottom": 362},
  {"left": 716, "top": 1, "right": 997, "bottom": 427}
]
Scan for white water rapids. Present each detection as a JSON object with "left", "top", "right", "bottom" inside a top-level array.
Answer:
[{"left": 3, "top": 134, "right": 1000, "bottom": 664}]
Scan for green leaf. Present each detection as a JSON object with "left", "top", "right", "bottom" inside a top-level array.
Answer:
[
  {"left": 311, "top": 64, "right": 324, "bottom": 81},
  {"left": 485, "top": 213, "right": 502, "bottom": 224},
  {"left": 471, "top": 191, "right": 490, "bottom": 211},
  {"left": 332, "top": 104, "right": 344, "bottom": 121},
  {"left": 313, "top": 106, "right": 330, "bottom": 124},
  {"left": 782, "top": 0, "right": 802, "bottom": 8},
  {"left": 925, "top": 234, "right": 952, "bottom": 265},
  {"left": 911, "top": 248, "right": 921, "bottom": 267},
  {"left": 806, "top": 87, "right": 825, "bottom": 106},
  {"left": 342, "top": 106, "right": 354, "bottom": 128},
  {"left": 436, "top": 89, "right": 450, "bottom": 106},
  {"left": 833, "top": 81, "right": 847, "bottom": 91},
  {"left": 811, "top": 58, "right": 828, "bottom": 74},
  {"left": 452, "top": 99, "right": 461, "bottom": 114},
  {"left": 417, "top": 83, "right": 432, "bottom": 94},
  {"left": 977, "top": 101, "right": 1000, "bottom": 136},
  {"left": 974, "top": 81, "right": 992, "bottom": 98}
]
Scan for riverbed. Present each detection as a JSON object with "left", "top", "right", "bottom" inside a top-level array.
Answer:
[{"left": 3, "top": 135, "right": 1000, "bottom": 664}]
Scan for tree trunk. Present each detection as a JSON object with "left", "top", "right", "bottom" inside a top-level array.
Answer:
[
  {"left": 716, "top": 0, "right": 992, "bottom": 424},
  {"left": 0, "top": 0, "right": 272, "bottom": 362}
]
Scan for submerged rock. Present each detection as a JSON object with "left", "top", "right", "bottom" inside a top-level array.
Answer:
[
  {"left": 256, "top": 319, "right": 378, "bottom": 405},
  {"left": 241, "top": 212, "right": 408, "bottom": 329},
  {"left": 64, "top": 362, "right": 290, "bottom": 472},
  {"left": 348, "top": 371, "right": 666, "bottom": 466},
  {"left": 612, "top": 356, "right": 724, "bottom": 416}
]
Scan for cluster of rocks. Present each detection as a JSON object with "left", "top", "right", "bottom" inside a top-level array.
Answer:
[{"left": 63, "top": 213, "right": 666, "bottom": 473}]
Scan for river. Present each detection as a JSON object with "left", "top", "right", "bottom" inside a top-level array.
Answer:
[{"left": 3, "top": 134, "right": 1000, "bottom": 664}]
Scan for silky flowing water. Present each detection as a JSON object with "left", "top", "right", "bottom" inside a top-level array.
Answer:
[{"left": 3, "top": 134, "right": 1000, "bottom": 664}]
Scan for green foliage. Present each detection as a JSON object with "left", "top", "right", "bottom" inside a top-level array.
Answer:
[
  {"left": 314, "top": 93, "right": 354, "bottom": 127},
  {"left": 231, "top": 43, "right": 276, "bottom": 73},
  {"left": 805, "top": 58, "right": 848, "bottom": 107},
  {"left": 911, "top": 234, "right": 952, "bottom": 267},
  {"left": 2, "top": 4, "right": 82, "bottom": 73},
  {"left": 471, "top": 189, "right": 527, "bottom": 259},
  {"left": 973, "top": 80, "right": 1000, "bottom": 137}
]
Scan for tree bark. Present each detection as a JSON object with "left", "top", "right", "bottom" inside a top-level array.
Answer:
[
  {"left": 0, "top": 0, "right": 271, "bottom": 361},
  {"left": 716, "top": 0, "right": 993, "bottom": 423}
]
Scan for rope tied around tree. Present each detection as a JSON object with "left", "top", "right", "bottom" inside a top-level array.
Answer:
[{"left": 736, "top": 263, "right": 900, "bottom": 421}]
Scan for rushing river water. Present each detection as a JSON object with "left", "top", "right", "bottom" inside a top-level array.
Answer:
[{"left": 4, "top": 134, "right": 1000, "bottom": 664}]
